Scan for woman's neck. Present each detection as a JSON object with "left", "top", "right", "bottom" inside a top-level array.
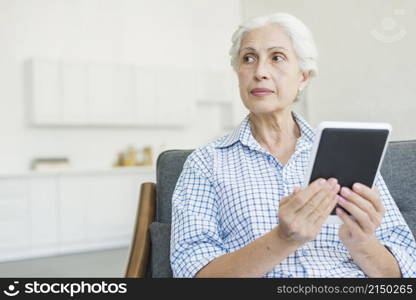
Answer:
[{"left": 249, "top": 110, "right": 301, "bottom": 151}]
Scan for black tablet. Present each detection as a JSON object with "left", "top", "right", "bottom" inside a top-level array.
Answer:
[{"left": 302, "top": 121, "right": 392, "bottom": 224}]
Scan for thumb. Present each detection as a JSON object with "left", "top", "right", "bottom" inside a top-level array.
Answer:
[{"left": 293, "top": 187, "right": 301, "bottom": 195}]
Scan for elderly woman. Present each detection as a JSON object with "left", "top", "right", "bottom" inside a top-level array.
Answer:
[{"left": 170, "top": 13, "right": 416, "bottom": 278}]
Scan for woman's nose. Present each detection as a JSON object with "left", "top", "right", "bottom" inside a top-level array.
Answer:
[{"left": 254, "top": 62, "right": 269, "bottom": 81}]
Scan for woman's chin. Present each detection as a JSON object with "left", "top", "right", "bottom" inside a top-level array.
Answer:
[{"left": 245, "top": 103, "right": 289, "bottom": 115}]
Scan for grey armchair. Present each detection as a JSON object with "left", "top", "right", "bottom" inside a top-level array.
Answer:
[{"left": 125, "top": 140, "right": 416, "bottom": 278}]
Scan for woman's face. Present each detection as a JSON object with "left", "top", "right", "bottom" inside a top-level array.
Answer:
[{"left": 237, "top": 24, "right": 309, "bottom": 115}]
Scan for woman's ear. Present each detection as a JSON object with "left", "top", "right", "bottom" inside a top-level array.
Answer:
[{"left": 298, "top": 71, "right": 311, "bottom": 92}]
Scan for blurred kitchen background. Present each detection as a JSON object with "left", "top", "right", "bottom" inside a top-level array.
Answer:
[{"left": 0, "top": 0, "right": 414, "bottom": 277}]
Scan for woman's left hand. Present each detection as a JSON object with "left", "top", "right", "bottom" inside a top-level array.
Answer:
[{"left": 336, "top": 183, "right": 385, "bottom": 251}]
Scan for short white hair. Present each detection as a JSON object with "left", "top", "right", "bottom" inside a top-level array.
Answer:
[{"left": 229, "top": 12, "right": 318, "bottom": 77}]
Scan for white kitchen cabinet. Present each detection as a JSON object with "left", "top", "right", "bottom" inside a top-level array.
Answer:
[
  {"left": 135, "top": 67, "right": 158, "bottom": 126},
  {"left": 30, "top": 59, "right": 61, "bottom": 125},
  {"left": 61, "top": 62, "right": 88, "bottom": 124},
  {"left": 0, "top": 167, "right": 155, "bottom": 262},
  {"left": 0, "top": 179, "right": 31, "bottom": 260},
  {"left": 111, "top": 64, "right": 137, "bottom": 125},
  {"left": 156, "top": 68, "right": 195, "bottom": 127},
  {"left": 195, "top": 68, "right": 245, "bottom": 129},
  {"left": 86, "top": 174, "right": 136, "bottom": 240},
  {"left": 27, "top": 178, "right": 59, "bottom": 257},
  {"left": 88, "top": 63, "right": 136, "bottom": 125},
  {"left": 87, "top": 63, "right": 117, "bottom": 124},
  {"left": 58, "top": 176, "right": 90, "bottom": 246},
  {"left": 195, "top": 69, "right": 239, "bottom": 104},
  {"left": 29, "top": 58, "right": 197, "bottom": 127}
]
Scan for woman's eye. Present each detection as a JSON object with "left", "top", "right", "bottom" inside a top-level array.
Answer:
[
  {"left": 242, "top": 55, "right": 255, "bottom": 63},
  {"left": 272, "top": 55, "right": 284, "bottom": 62}
]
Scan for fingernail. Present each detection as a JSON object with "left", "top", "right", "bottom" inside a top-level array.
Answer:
[
  {"left": 319, "top": 179, "right": 326, "bottom": 186},
  {"left": 326, "top": 182, "right": 332, "bottom": 188},
  {"left": 353, "top": 183, "right": 361, "bottom": 191},
  {"left": 341, "top": 187, "right": 350, "bottom": 196},
  {"left": 337, "top": 196, "right": 346, "bottom": 204},
  {"left": 332, "top": 184, "right": 340, "bottom": 191},
  {"left": 329, "top": 178, "right": 338, "bottom": 186},
  {"left": 325, "top": 178, "right": 335, "bottom": 187}
]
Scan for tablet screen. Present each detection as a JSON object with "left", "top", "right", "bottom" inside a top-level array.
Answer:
[{"left": 308, "top": 128, "right": 389, "bottom": 215}]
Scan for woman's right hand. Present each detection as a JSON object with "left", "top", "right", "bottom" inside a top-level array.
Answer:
[{"left": 276, "top": 178, "right": 340, "bottom": 246}]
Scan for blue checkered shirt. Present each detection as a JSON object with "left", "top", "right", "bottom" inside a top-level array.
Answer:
[{"left": 170, "top": 112, "right": 416, "bottom": 277}]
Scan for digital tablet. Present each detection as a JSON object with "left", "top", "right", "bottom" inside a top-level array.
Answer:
[{"left": 302, "top": 121, "right": 392, "bottom": 224}]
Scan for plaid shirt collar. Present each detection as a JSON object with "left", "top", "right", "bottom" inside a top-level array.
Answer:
[{"left": 215, "top": 111, "right": 316, "bottom": 155}]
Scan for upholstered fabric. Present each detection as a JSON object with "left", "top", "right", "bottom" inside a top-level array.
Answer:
[
  {"left": 150, "top": 140, "right": 416, "bottom": 277},
  {"left": 149, "top": 222, "right": 173, "bottom": 278},
  {"left": 156, "top": 150, "right": 193, "bottom": 224},
  {"left": 380, "top": 140, "right": 416, "bottom": 236}
]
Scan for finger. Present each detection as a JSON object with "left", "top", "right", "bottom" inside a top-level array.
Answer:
[
  {"left": 327, "top": 177, "right": 339, "bottom": 188},
  {"left": 279, "top": 189, "right": 303, "bottom": 223},
  {"left": 327, "top": 178, "right": 341, "bottom": 194},
  {"left": 352, "top": 183, "right": 384, "bottom": 214},
  {"left": 282, "top": 183, "right": 337, "bottom": 224},
  {"left": 373, "top": 186, "right": 380, "bottom": 197},
  {"left": 313, "top": 192, "right": 338, "bottom": 226},
  {"left": 301, "top": 181, "right": 339, "bottom": 219},
  {"left": 337, "top": 196, "right": 376, "bottom": 234},
  {"left": 280, "top": 186, "right": 302, "bottom": 207},
  {"left": 299, "top": 185, "right": 334, "bottom": 219},
  {"left": 293, "top": 187, "right": 301, "bottom": 194},
  {"left": 340, "top": 187, "right": 381, "bottom": 226},
  {"left": 336, "top": 207, "right": 363, "bottom": 233},
  {"left": 290, "top": 178, "right": 339, "bottom": 212},
  {"left": 284, "top": 178, "right": 327, "bottom": 212},
  {"left": 332, "top": 183, "right": 341, "bottom": 194}
]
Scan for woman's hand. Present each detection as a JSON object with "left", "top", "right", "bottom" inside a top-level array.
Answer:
[
  {"left": 336, "top": 183, "right": 385, "bottom": 251},
  {"left": 277, "top": 178, "right": 340, "bottom": 246},
  {"left": 334, "top": 183, "right": 400, "bottom": 277}
]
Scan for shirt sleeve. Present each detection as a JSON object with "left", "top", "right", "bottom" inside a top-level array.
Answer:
[
  {"left": 374, "top": 172, "right": 416, "bottom": 277},
  {"left": 170, "top": 151, "right": 226, "bottom": 278}
]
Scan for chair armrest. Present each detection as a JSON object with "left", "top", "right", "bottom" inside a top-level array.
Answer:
[{"left": 125, "top": 182, "right": 156, "bottom": 278}]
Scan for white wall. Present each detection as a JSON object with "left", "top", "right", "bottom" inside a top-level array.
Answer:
[
  {"left": 6, "top": 0, "right": 413, "bottom": 174},
  {"left": 0, "top": 0, "right": 242, "bottom": 173},
  {"left": 241, "top": 0, "right": 416, "bottom": 141}
]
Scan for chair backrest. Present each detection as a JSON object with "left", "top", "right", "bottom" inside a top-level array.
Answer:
[
  {"left": 156, "top": 149, "right": 194, "bottom": 223},
  {"left": 380, "top": 140, "right": 416, "bottom": 234},
  {"left": 149, "top": 140, "right": 416, "bottom": 277},
  {"left": 147, "top": 150, "right": 192, "bottom": 277}
]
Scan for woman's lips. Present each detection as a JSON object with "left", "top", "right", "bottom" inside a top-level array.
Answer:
[{"left": 250, "top": 88, "right": 274, "bottom": 97}]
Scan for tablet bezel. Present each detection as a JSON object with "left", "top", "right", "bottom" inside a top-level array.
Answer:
[{"left": 302, "top": 121, "right": 392, "bottom": 224}]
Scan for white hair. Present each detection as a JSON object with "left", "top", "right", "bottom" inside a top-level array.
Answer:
[{"left": 229, "top": 12, "right": 318, "bottom": 77}]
